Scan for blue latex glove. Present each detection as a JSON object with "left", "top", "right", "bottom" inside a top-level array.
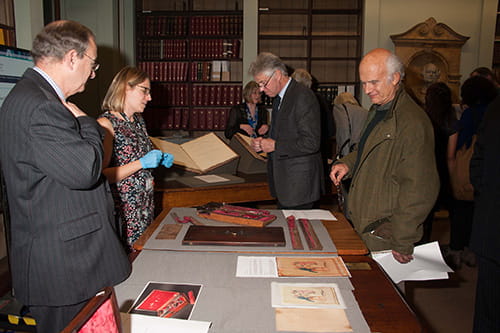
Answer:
[
  {"left": 161, "top": 152, "right": 174, "bottom": 168},
  {"left": 139, "top": 150, "right": 163, "bottom": 169}
]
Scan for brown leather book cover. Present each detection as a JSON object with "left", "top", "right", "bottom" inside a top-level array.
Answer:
[{"left": 182, "top": 226, "right": 285, "bottom": 247}]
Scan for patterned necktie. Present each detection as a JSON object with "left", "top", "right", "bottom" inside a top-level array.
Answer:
[{"left": 270, "top": 95, "right": 281, "bottom": 139}]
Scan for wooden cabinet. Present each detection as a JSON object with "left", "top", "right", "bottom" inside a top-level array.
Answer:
[
  {"left": 0, "top": 0, "right": 15, "bottom": 46},
  {"left": 135, "top": 0, "right": 243, "bottom": 135},
  {"left": 258, "top": 0, "right": 363, "bottom": 105}
]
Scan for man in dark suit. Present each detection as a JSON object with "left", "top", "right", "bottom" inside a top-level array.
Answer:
[
  {"left": 0, "top": 20, "right": 131, "bottom": 332},
  {"left": 249, "top": 52, "right": 323, "bottom": 209},
  {"left": 470, "top": 94, "right": 500, "bottom": 332}
]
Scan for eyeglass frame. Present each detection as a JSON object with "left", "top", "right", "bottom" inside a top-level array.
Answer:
[
  {"left": 136, "top": 84, "right": 151, "bottom": 96},
  {"left": 82, "top": 52, "right": 100, "bottom": 72},
  {"left": 257, "top": 70, "right": 276, "bottom": 89}
]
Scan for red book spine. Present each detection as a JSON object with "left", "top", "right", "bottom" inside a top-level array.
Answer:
[
  {"left": 215, "top": 85, "right": 222, "bottom": 106},
  {"left": 192, "top": 85, "right": 198, "bottom": 106},
  {"left": 228, "top": 85, "right": 235, "bottom": 106},
  {"left": 198, "top": 109, "right": 206, "bottom": 130},
  {"left": 190, "top": 109, "right": 199, "bottom": 130},
  {"left": 220, "top": 109, "right": 228, "bottom": 129},
  {"left": 174, "top": 108, "right": 182, "bottom": 129},
  {"left": 206, "top": 109, "right": 214, "bottom": 130},
  {"left": 166, "top": 108, "right": 174, "bottom": 129},
  {"left": 213, "top": 109, "right": 221, "bottom": 130},
  {"left": 181, "top": 108, "right": 189, "bottom": 129}
]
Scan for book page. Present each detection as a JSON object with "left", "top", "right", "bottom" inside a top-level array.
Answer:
[
  {"left": 150, "top": 137, "right": 199, "bottom": 170},
  {"left": 181, "top": 132, "right": 238, "bottom": 172}
]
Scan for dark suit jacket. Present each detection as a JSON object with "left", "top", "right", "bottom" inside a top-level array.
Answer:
[
  {"left": 224, "top": 103, "right": 269, "bottom": 139},
  {"left": 470, "top": 94, "right": 500, "bottom": 264},
  {"left": 0, "top": 68, "right": 131, "bottom": 306},
  {"left": 268, "top": 79, "right": 323, "bottom": 207}
]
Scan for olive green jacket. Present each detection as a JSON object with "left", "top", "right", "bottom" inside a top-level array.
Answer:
[{"left": 339, "top": 87, "right": 439, "bottom": 255}]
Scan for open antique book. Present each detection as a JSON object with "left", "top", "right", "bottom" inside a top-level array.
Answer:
[{"left": 150, "top": 132, "right": 238, "bottom": 174}]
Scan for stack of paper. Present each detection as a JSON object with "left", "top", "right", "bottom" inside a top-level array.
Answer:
[{"left": 371, "top": 241, "right": 454, "bottom": 284}]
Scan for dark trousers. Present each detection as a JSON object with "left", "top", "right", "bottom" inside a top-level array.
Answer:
[
  {"left": 473, "top": 255, "right": 500, "bottom": 332},
  {"left": 449, "top": 199, "right": 474, "bottom": 250},
  {"left": 29, "top": 300, "right": 87, "bottom": 333},
  {"left": 277, "top": 200, "right": 317, "bottom": 210}
]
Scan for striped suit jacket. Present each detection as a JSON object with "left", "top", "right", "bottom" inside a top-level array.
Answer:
[{"left": 0, "top": 68, "right": 131, "bottom": 306}]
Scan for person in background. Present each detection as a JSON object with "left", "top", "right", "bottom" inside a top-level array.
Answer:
[
  {"left": 291, "top": 68, "right": 335, "bottom": 191},
  {"left": 469, "top": 92, "right": 500, "bottom": 333},
  {"left": 0, "top": 20, "right": 131, "bottom": 332},
  {"left": 249, "top": 52, "right": 323, "bottom": 209},
  {"left": 332, "top": 92, "right": 368, "bottom": 159},
  {"left": 444, "top": 75, "right": 497, "bottom": 269},
  {"left": 224, "top": 80, "right": 269, "bottom": 139},
  {"left": 470, "top": 66, "right": 500, "bottom": 92},
  {"left": 421, "top": 82, "right": 457, "bottom": 244},
  {"left": 98, "top": 66, "right": 174, "bottom": 250},
  {"left": 330, "top": 48, "right": 439, "bottom": 263},
  {"left": 331, "top": 92, "right": 368, "bottom": 211}
]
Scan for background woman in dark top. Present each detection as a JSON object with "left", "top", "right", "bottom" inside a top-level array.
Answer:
[
  {"left": 421, "top": 82, "right": 457, "bottom": 244},
  {"left": 224, "top": 80, "right": 269, "bottom": 139},
  {"left": 445, "top": 76, "right": 497, "bottom": 269}
]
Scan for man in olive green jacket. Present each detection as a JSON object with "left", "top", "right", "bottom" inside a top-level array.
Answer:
[{"left": 331, "top": 48, "right": 439, "bottom": 263}]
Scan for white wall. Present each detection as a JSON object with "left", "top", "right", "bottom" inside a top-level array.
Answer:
[
  {"left": 59, "top": 0, "right": 123, "bottom": 117},
  {"left": 362, "top": 0, "right": 497, "bottom": 107},
  {"left": 14, "top": 0, "right": 44, "bottom": 50}
]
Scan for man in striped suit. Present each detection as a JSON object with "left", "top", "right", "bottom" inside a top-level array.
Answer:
[{"left": 0, "top": 20, "right": 131, "bottom": 332}]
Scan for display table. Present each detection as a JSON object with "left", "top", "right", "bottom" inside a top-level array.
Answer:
[
  {"left": 128, "top": 208, "right": 422, "bottom": 332},
  {"left": 154, "top": 173, "right": 274, "bottom": 213}
]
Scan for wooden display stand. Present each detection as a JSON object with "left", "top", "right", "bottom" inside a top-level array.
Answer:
[
  {"left": 391, "top": 17, "right": 469, "bottom": 105},
  {"left": 229, "top": 133, "right": 267, "bottom": 174}
]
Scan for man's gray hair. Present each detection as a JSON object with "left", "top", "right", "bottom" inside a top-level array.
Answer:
[
  {"left": 31, "top": 20, "right": 95, "bottom": 63},
  {"left": 248, "top": 52, "right": 288, "bottom": 77},
  {"left": 386, "top": 52, "right": 405, "bottom": 83}
]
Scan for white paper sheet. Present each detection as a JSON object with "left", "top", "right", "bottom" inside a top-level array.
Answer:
[
  {"left": 282, "top": 209, "right": 337, "bottom": 221},
  {"left": 371, "top": 241, "right": 453, "bottom": 284},
  {"left": 193, "top": 174, "right": 229, "bottom": 183},
  {"left": 120, "top": 313, "right": 211, "bottom": 333},
  {"left": 236, "top": 256, "right": 278, "bottom": 277},
  {"left": 271, "top": 282, "right": 346, "bottom": 309}
]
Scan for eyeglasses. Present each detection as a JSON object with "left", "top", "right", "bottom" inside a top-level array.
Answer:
[
  {"left": 257, "top": 71, "right": 276, "bottom": 89},
  {"left": 137, "top": 85, "right": 151, "bottom": 96},
  {"left": 83, "top": 53, "right": 100, "bottom": 72}
]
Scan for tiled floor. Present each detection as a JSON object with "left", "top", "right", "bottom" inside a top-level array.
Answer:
[{"left": 405, "top": 213, "right": 477, "bottom": 333}]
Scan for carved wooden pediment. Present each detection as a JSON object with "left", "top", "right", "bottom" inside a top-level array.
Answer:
[
  {"left": 391, "top": 17, "right": 470, "bottom": 104},
  {"left": 391, "top": 17, "right": 469, "bottom": 45}
]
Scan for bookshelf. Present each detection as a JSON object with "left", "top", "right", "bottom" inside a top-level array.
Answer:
[
  {"left": 493, "top": 2, "right": 500, "bottom": 80},
  {"left": 135, "top": 0, "right": 244, "bottom": 135},
  {"left": 258, "top": 0, "right": 363, "bottom": 106}
]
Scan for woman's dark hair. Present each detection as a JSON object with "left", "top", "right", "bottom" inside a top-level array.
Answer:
[
  {"left": 460, "top": 75, "right": 497, "bottom": 107},
  {"left": 425, "top": 82, "right": 455, "bottom": 128}
]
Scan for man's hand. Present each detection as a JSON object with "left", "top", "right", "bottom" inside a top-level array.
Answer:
[
  {"left": 392, "top": 250, "right": 414, "bottom": 264},
  {"left": 330, "top": 163, "right": 349, "bottom": 186},
  {"left": 259, "top": 138, "right": 275, "bottom": 153},
  {"left": 62, "top": 100, "right": 87, "bottom": 117},
  {"left": 251, "top": 137, "right": 263, "bottom": 152}
]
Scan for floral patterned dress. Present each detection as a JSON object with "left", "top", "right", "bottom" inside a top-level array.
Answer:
[{"left": 102, "top": 112, "right": 154, "bottom": 248}]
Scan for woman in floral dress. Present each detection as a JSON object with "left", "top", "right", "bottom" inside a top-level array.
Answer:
[{"left": 98, "top": 67, "right": 173, "bottom": 250}]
